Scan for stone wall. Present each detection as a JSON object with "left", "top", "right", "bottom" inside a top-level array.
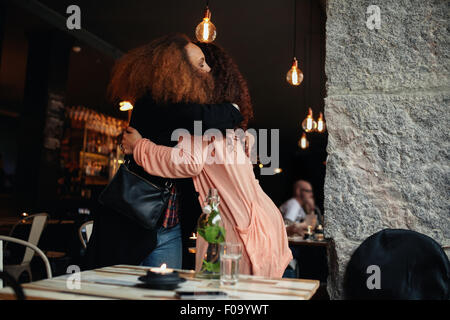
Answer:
[{"left": 323, "top": 0, "right": 450, "bottom": 299}]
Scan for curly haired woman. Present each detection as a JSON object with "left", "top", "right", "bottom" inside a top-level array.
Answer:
[
  {"left": 87, "top": 34, "right": 243, "bottom": 270},
  {"left": 122, "top": 43, "right": 292, "bottom": 277}
]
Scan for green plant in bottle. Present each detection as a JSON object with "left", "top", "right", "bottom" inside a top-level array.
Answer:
[{"left": 196, "top": 188, "right": 226, "bottom": 278}]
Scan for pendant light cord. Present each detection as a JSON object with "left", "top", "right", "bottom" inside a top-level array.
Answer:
[
  {"left": 308, "top": 0, "right": 312, "bottom": 108},
  {"left": 293, "top": 0, "right": 297, "bottom": 58}
]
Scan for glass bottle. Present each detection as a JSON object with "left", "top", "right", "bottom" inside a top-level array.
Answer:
[{"left": 196, "top": 188, "right": 226, "bottom": 279}]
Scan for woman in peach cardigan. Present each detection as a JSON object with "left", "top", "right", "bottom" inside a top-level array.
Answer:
[{"left": 122, "top": 127, "right": 292, "bottom": 278}]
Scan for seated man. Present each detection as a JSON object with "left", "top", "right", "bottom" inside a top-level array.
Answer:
[
  {"left": 280, "top": 180, "right": 320, "bottom": 278},
  {"left": 280, "top": 180, "right": 319, "bottom": 237}
]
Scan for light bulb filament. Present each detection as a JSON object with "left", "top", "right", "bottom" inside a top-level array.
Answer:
[
  {"left": 317, "top": 120, "right": 324, "bottom": 132},
  {"left": 292, "top": 67, "right": 298, "bottom": 85},
  {"left": 299, "top": 133, "right": 309, "bottom": 149},
  {"left": 306, "top": 117, "right": 313, "bottom": 131},
  {"left": 203, "top": 22, "right": 209, "bottom": 41},
  {"left": 317, "top": 112, "right": 325, "bottom": 132}
]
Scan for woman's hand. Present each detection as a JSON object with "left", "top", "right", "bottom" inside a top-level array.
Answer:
[{"left": 121, "top": 127, "right": 143, "bottom": 154}]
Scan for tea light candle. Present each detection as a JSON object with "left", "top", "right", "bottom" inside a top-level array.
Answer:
[
  {"left": 189, "top": 232, "right": 198, "bottom": 240},
  {"left": 139, "top": 263, "right": 185, "bottom": 290},
  {"left": 150, "top": 263, "right": 173, "bottom": 275}
]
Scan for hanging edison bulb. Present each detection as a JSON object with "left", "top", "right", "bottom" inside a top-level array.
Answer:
[
  {"left": 286, "top": 57, "right": 304, "bottom": 86},
  {"left": 316, "top": 112, "right": 326, "bottom": 133},
  {"left": 301, "top": 108, "right": 317, "bottom": 132},
  {"left": 195, "top": 6, "right": 217, "bottom": 43},
  {"left": 298, "top": 133, "right": 309, "bottom": 149}
]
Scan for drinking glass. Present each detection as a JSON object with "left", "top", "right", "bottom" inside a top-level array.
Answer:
[{"left": 220, "top": 243, "right": 242, "bottom": 286}]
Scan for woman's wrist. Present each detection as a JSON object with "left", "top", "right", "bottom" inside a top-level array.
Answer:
[
  {"left": 132, "top": 138, "right": 146, "bottom": 152},
  {"left": 132, "top": 138, "right": 151, "bottom": 166}
]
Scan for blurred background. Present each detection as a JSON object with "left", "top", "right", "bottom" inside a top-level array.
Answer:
[{"left": 0, "top": 0, "right": 327, "bottom": 218}]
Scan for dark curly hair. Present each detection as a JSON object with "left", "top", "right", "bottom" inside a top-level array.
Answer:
[
  {"left": 108, "top": 33, "right": 213, "bottom": 105},
  {"left": 195, "top": 42, "right": 254, "bottom": 130}
]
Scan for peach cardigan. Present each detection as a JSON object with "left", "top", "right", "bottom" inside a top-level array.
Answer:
[{"left": 133, "top": 132, "right": 292, "bottom": 278}]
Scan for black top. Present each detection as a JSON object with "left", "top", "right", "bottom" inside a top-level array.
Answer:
[
  {"left": 84, "top": 94, "right": 243, "bottom": 270},
  {"left": 127, "top": 93, "right": 243, "bottom": 186}
]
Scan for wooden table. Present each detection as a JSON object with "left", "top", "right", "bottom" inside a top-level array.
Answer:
[
  {"left": 0, "top": 218, "right": 75, "bottom": 227},
  {"left": 0, "top": 218, "right": 75, "bottom": 235},
  {"left": 288, "top": 236, "right": 331, "bottom": 248},
  {"left": 0, "top": 265, "right": 320, "bottom": 300}
]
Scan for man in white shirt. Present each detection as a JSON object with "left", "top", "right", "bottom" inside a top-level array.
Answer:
[
  {"left": 280, "top": 197, "right": 307, "bottom": 223},
  {"left": 280, "top": 180, "right": 317, "bottom": 278},
  {"left": 280, "top": 180, "right": 316, "bottom": 236}
]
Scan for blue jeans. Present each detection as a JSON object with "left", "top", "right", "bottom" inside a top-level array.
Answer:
[
  {"left": 140, "top": 223, "right": 182, "bottom": 268},
  {"left": 283, "top": 266, "right": 297, "bottom": 278}
]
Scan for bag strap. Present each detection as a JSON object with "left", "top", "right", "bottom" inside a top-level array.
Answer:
[{"left": 123, "top": 155, "right": 173, "bottom": 191}]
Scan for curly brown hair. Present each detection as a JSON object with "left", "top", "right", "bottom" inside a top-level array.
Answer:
[
  {"left": 108, "top": 33, "right": 213, "bottom": 105},
  {"left": 196, "top": 42, "right": 254, "bottom": 130}
]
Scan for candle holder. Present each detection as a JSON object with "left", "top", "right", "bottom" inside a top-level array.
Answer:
[
  {"left": 137, "top": 270, "right": 185, "bottom": 290},
  {"left": 315, "top": 225, "right": 324, "bottom": 241},
  {"left": 304, "top": 225, "right": 314, "bottom": 240}
]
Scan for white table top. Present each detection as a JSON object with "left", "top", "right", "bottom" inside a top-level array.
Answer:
[{"left": 0, "top": 264, "right": 320, "bottom": 300}]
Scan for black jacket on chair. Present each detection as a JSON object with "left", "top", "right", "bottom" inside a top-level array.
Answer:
[{"left": 84, "top": 93, "right": 243, "bottom": 269}]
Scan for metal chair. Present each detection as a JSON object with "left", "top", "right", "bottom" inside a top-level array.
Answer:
[
  {"left": 8, "top": 213, "right": 48, "bottom": 240},
  {"left": 1, "top": 235, "right": 52, "bottom": 282},
  {"left": 3, "top": 213, "right": 49, "bottom": 282},
  {"left": 78, "top": 220, "right": 94, "bottom": 249},
  {"left": 0, "top": 271, "right": 25, "bottom": 300}
]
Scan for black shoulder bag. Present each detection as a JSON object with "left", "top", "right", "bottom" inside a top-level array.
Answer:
[{"left": 98, "top": 159, "right": 172, "bottom": 230}]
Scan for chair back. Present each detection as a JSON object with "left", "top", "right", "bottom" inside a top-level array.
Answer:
[
  {"left": 0, "top": 236, "right": 52, "bottom": 279},
  {"left": 0, "top": 271, "right": 25, "bottom": 300},
  {"left": 344, "top": 229, "right": 450, "bottom": 300},
  {"left": 78, "top": 220, "right": 94, "bottom": 249},
  {"left": 9, "top": 213, "right": 49, "bottom": 265}
]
